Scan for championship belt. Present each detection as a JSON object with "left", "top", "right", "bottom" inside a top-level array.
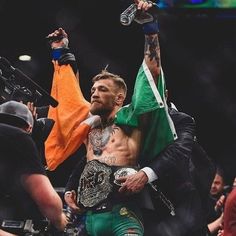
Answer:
[{"left": 77, "top": 160, "right": 113, "bottom": 208}]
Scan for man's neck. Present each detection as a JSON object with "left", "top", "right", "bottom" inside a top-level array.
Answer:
[
  {"left": 100, "top": 109, "right": 117, "bottom": 123},
  {"left": 100, "top": 117, "right": 114, "bottom": 128}
]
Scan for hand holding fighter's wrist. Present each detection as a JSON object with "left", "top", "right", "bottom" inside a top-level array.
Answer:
[
  {"left": 49, "top": 29, "right": 70, "bottom": 61},
  {"left": 50, "top": 37, "right": 69, "bottom": 49},
  {"left": 141, "top": 2, "right": 159, "bottom": 35},
  {"left": 46, "top": 27, "right": 69, "bottom": 49}
]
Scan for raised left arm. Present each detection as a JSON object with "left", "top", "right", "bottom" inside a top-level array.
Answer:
[{"left": 144, "top": 26, "right": 161, "bottom": 80}]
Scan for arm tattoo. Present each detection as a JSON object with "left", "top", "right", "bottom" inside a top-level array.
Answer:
[
  {"left": 89, "top": 125, "right": 119, "bottom": 156},
  {"left": 144, "top": 35, "right": 160, "bottom": 66}
]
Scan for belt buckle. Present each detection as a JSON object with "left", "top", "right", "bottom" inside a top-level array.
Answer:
[{"left": 78, "top": 160, "right": 113, "bottom": 208}]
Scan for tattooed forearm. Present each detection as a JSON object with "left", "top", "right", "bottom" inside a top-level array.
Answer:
[{"left": 144, "top": 35, "right": 160, "bottom": 66}]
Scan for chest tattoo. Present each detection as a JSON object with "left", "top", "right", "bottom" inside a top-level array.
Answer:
[{"left": 89, "top": 125, "right": 119, "bottom": 156}]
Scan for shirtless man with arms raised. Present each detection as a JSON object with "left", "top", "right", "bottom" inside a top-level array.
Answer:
[{"left": 46, "top": 1, "right": 175, "bottom": 235}]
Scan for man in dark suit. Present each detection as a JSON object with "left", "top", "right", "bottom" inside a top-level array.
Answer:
[{"left": 140, "top": 106, "right": 209, "bottom": 236}]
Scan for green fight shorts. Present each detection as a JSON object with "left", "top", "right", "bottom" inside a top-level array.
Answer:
[{"left": 85, "top": 203, "right": 144, "bottom": 236}]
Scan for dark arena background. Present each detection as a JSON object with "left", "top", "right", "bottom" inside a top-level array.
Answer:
[{"left": 0, "top": 0, "right": 236, "bottom": 187}]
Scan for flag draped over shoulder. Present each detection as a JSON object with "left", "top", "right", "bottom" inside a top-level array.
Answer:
[
  {"left": 115, "top": 60, "right": 177, "bottom": 163},
  {"left": 45, "top": 62, "right": 91, "bottom": 170}
]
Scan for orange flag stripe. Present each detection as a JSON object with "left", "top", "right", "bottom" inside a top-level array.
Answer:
[{"left": 45, "top": 62, "right": 90, "bottom": 170}]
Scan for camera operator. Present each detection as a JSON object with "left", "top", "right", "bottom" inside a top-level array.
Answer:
[{"left": 0, "top": 101, "right": 68, "bottom": 234}]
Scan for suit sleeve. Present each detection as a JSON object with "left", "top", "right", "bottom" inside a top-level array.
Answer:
[
  {"left": 64, "top": 155, "right": 87, "bottom": 192},
  {"left": 147, "top": 110, "right": 195, "bottom": 180}
]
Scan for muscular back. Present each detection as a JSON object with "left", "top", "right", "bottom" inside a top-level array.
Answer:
[{"left": 85, "top": 123, "right": 141, "bottom": 166}]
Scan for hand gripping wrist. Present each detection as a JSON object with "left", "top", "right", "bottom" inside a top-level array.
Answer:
[{"left": 49, "top": 36, "right": 69, "bottom": 49}]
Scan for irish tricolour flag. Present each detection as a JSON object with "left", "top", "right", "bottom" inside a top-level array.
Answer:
[{"left": 45, "top": 60, "right": 177, "bottom": 170}]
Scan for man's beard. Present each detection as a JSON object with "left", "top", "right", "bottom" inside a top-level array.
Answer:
[{"left": 90, "top": 106, "right": 111, "bottom": 116}]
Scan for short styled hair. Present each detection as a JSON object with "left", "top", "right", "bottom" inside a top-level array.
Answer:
[{"left": 92, "top": 70, "right": 127, "bottom": 97}]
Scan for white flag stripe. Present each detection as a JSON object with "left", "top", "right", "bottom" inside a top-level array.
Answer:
[
  {"left": 142, "top": 60, "right": 164, "bottom": 107},
  {"left": 160, "top": 68, "right": 178, "bottom": 139}
]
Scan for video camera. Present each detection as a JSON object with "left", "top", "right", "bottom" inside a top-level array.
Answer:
[
  {"left": 0, "top": 56, "right": 58, "bottom": 107},
  {"left": 1, "top": 219, "right": 49, "bottom": 236},
  {"left": 0, "top": 188, "right": 86, "bottom": 236},
  {"left": 1, "top": 212, "right": 86, "bottom": 236}
]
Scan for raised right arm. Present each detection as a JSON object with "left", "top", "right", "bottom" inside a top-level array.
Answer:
[
  {"left": 44, "top": 28, "right": 91, "bottom": 170},
  {"left": 135, "top": 0, "right": 161, "bottom": 80}
]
